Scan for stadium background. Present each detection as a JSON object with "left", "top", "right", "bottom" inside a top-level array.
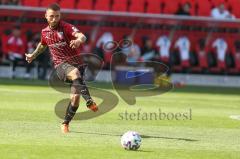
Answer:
[
  {"left": 0, "top": 0, "right": 239, "bottom": 159},
  {"left": 0, "top": 0, "right": 240, "bottom": 82}
]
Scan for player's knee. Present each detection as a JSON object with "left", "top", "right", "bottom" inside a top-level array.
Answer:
[{"left": 68, "top": 68, "right": 81, "bottom": 81}]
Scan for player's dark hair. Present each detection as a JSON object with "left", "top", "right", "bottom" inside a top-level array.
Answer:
[{"left": 47, "top": 3, "right": 60, "bottom": 11}]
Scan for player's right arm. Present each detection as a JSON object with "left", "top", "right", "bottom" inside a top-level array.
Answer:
[{"left": 25, "top": 42, "right": 47, "bottom": 63}]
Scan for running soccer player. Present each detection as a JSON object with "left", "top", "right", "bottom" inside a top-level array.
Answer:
[{"left": 25, "top": 3, "right": 98, "bottom": 133}]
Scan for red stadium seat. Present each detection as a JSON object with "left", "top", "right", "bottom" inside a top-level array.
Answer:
[
  {"left": 228, "top": 38, "right": 240, "bottom": 73},
  {"left": 94, "top": 0, "right": 111, "bottom": 11},
  {"left": 211, "top": 0, "right": 226, "bottom": 7},
  {"left": 196, "top": 0, "right": 212, "bottom": 16},
  {"left": 112, "top": 0, "right": 128, "bottom": 12},
  {"left": 228, "top": 0, "right": 239, "bottom": 6},
  {"left": 129, "top": 0, "right": 145, "bottom": 13},
  {"left": 192, "top": 37, "right": 209, "bottom": 72},
  {"left": 77, "top": 0, "right": 93, "bottom": 10},
  {"left": 232, "top": 53, "right": 240, "bottom": 73},
  {"left": 229, "top": 53, "right": 240, "bottom": 75},
  {"left": 231, "top": 7, "right": 240, "bottom": 18},
  {"left": 21, "top": 0, "right": 40, "bottom": 7},
  {"left": 180, "top": 0, "right": 195, "bottom": 7},
  {"left": 146, "top": 0, "right": 162, "bottom": 14},
  {"left": 1, "top": 33, "right": 10, "bottom": 55},
  {"left": 59, "top": 0, "right": 76, "bottom": 9},
  {"left": 162, "top": 0, "right": 180, "bottom": 14},
  {"left": 228, "top": 0, "right": 240, "bottom": 18},
  {"left": 40, "top": 0, "right": 58, "bottom": 7}
]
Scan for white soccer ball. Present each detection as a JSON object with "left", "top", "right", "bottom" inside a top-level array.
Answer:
[{"left": 121, "top": 131, "right": 142, "bottom": 150}]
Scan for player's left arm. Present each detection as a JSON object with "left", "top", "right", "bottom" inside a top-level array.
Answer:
[{"left": 69, "top": 32, "right": 87, "bottom": 49}]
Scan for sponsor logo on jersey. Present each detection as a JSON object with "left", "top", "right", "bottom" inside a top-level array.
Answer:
[
  {"left": 49, "top": 41, "right": 67, "bottom": 48},
  {"left": 72, "top": 26, "right": 79, "bottom": 32},
  {"left": 57, "top": 32, "right": 64, "bottom": 40}
]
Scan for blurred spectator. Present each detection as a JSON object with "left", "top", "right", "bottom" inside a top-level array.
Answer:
[
  {"left": 212, "top": 38, "right": 228, "bottom": 69},
  {"left": 27, "top": 32, "right": 49, "bottom": 80},
  {"left": 96, "top": 32, "right": 114, "bottom": 51},
  {"left": 80, "top": 33, "right": 92, "bottom": 53},
  {"left": 9, "top": 0, "right": 20, "bottom": 5},
  {"left": 94, "top": 32, "right": 114, "bottom": 69},
  {"left": 233, "top": 41, "right": 240, "bottom": 72},
  {"left": 121, "top": 35, "right": 141, "bottom": 65},
  {"left": 0, "top": 0, "right": 20, "bottom": 5},
  {"left": 95, "top": 32, "right": 113, "bottom": 59},
  {"left": 155, "top": 35, "right": 171, "bottom": 63},
  {"left": 211, "top": 3, "right": 235, "bottom": 19},
  {"left": 175, "top": 2, "right": 191, "bottom": 16},
  {"left": 174, "top": 36, "right": 190, "bottom": 67},
  {"left": 155, "top": 35, "right": 172, "bottom": 76},
  {"left": 0, "top": 0, "right": 9, "bottom": 5},
  {"left": 140, "top": 37, "right": 156, "bottom": 61},
  {"left": 6, "top": 26, "right": 30, "bottom": 78},
  {"left": 1, "top": 29, "right": 11, "bottom": 62},
  {"left": 80, "top": 33, "right": 102, "bottom": 80},
  {"left": 0, "top": 38, "right": 2, "bottom": 62}
]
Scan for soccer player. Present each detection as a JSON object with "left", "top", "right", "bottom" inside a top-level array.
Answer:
[{"left": 25, "top": 3, "right": 98, "bottom": 133}]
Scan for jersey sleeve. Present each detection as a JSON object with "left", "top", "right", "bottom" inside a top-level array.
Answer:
[
  {"left": 40, "top": 31, "right": 47, "bottom": 45},
  {"left": 63, "top": 22, "right": 80, "bottom": 39}
]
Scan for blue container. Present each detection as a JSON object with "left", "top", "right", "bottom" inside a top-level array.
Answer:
[
  {"left": 136, "top": 70, "right": 154, "bottom": 84},
  {"left": 115, "top": 70, "right": 136, "bottom": 85},
  {"left": 115, "top": 67, "right": 154, "bottom": 85}
]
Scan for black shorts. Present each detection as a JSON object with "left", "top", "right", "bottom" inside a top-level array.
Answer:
[{"left": 56, "top": 63, "right": 86, "bottom": 82}]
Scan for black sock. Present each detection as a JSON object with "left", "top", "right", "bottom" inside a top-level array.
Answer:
[
  {"left": 71, "top": 78, "right": 92, "bottom": 102},
  {"left": 62, "top": 102, "right": 79, "bottom": 125}
]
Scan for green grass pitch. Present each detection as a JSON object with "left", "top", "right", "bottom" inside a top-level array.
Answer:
[{"left": 0, "top": 79, "right": 239, "bottom": 159}]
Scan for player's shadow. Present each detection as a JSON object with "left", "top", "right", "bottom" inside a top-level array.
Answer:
[
  {"left": 124, "top": 149, "right": 154, "bottom": 153},
  {"left": 71, "top": 131, "right": 198, "bottom": 142},
  {"left": 71, "top": 131, "right": 121, "bottom": 137},
  {"left": 141, "top": 135, "right": 198, "bottom": 142}
]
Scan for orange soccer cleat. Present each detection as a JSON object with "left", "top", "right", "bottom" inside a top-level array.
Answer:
[
  {"left": 86, "top": 99, "right": 98, "bottom": 112},
  {"left": 61, "top": 124, "right": 69, "bottom": 133}
]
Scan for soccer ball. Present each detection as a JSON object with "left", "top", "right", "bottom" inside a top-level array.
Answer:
[{"left": 121, "top": 131, "right": 142, "bottom": 150}]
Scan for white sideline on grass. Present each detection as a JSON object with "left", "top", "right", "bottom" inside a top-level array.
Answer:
[{"left": 229, "top": 115, "right": 240, "bottom": 120}]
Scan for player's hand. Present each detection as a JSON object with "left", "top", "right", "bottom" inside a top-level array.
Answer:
[
  {"left": 25, "top": 53, "right": 35, "bottom": 63},
  {"left": 70, "top": 39, "right": 81, "bottom": 49}
]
